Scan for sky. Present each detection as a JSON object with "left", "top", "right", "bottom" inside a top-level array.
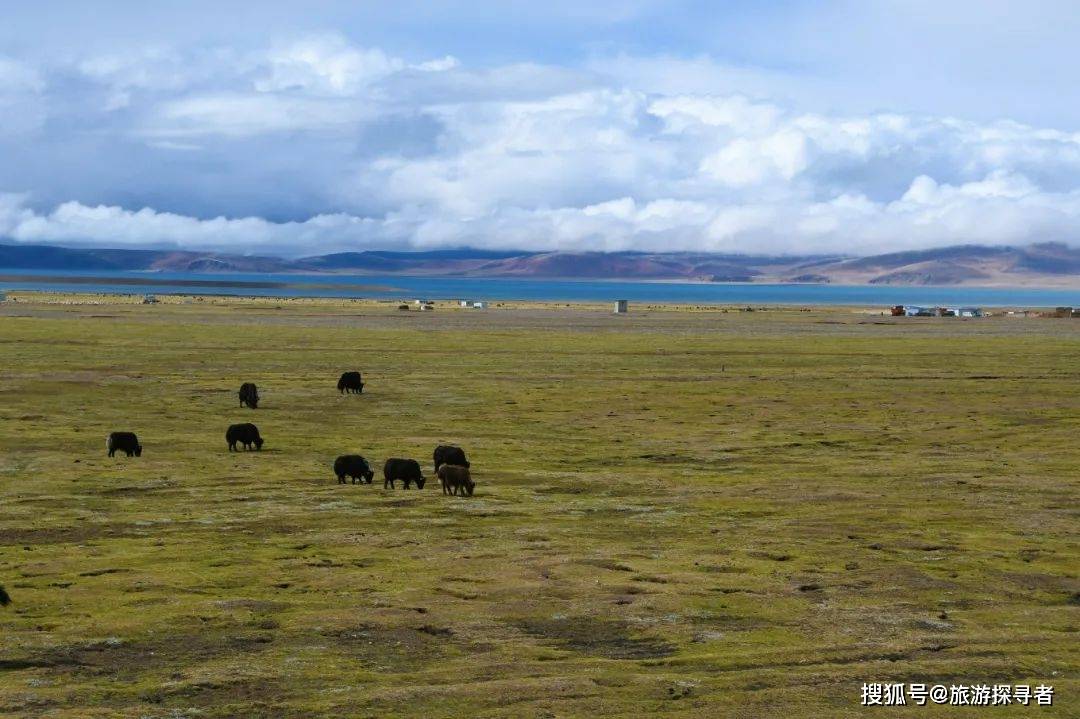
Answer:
[{"left": 2, "top": 0, "right": 1080, "bottom": 257}]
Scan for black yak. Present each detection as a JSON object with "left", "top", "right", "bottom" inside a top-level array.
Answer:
[
  {"left": 107, "top": 432, "right": 142, "bottom": 457},
  {"left": 239, "top": 382, "right": 259, "bottom": 409},
  {"left": 383, "top": 458, "right": 425, "bottom": 489},
  {"left": 0, "top": 585, "right": 10, "bottom": 607},
  {"left": 337, "top": 371, "right": 364, "bottom": 394},
  {"left": 437, "top": 464, "right": 475, "bottom": 496},
  {"left": 334, "top": 455, "right": 374, "bottom": 484},
  {"left": 226, "top": 423, "right": 263, "bottom": 451},
  {"left": 433, "top": 445, "right": 469, "bottom": 473}
]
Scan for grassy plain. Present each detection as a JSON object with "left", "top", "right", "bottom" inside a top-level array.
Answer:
[{"left": 0, "top": 294, "right": 1077, "bottom": 717}]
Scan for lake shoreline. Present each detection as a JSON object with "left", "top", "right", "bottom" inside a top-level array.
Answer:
[{"left": 2, "top": 269, "right": 1079, "bottom": 307}]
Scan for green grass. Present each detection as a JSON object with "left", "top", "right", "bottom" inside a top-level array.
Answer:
[{"left": 0, "top": 298, "right": 1077, "bottom": 717}]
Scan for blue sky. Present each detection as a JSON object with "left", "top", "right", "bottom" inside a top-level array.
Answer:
[{"left": 2, "top": 1, "right": 1080, "bottom": 255}]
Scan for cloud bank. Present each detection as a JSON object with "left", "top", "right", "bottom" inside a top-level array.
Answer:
[{"left": 2, "top": 29, "right": 1080, "bottom": 256}]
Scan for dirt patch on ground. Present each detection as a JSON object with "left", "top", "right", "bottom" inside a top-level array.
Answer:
[
  {"left": 231, "top": 519, "right": 304, "bottom": 537},
  {"left": 213, "top": 599, "right": 292, "bottom": 613},
  {"left": 513, "top": 616, "right": 676, "bottom": 659},
  {"left": 533, "top": 485, "right": 594, "bottom": 495},
  {"left": 1000, "top": 571, "right": 1080, "bottom": 595},
  {"left": 4, "top": 629, "right": 273, "bottom": 676},
  {"left": 0, "top": 523, "right": 145, "bottom": 546},
  {"left": 78, "top": 567, "right": 132, "bottom": 577},
  {"left": 636, "top": 452, "right": 703, "bottom": 464},
  {"left": 141, "top": 676, "right": 295, "bottom": 712},
  {"left": 98, "top": 480, "right": 180, "bottom": 496},
  {"left": 582, "top": 558, "right": 636, "bottom": 572},
  {"left": 322, "top": 623, "right": 447, "bottom": 671},
  {"left": 382, "top": 498, "right": 422, "bottom": 507}
]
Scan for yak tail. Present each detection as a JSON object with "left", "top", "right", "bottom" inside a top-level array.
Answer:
[{"left": 0, "top": 585, "right": 11, "bottom": 607}]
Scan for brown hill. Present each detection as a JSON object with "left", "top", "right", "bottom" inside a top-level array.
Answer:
[{"left": 7, "top": 241, "right": 1080, "bottom": 286}]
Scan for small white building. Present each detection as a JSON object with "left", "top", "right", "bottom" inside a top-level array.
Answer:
[
  {"left": 957, "top": 307, "right": 983, "bottom": 317},
  {"left": 614, "top": 299, "right": 628, "bottom": 314},
  {"left": 458, "top": 299, "right": 487, "bottom": 309}
]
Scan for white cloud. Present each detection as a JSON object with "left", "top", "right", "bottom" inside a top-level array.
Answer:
[
  {"left": 255, "top": 37, "right": 404, "bottom": 95},
  {"left": 146, "top": 93, "right": 380, "bottom": 137},
  {"left": 5, "top": 33, "right": 1080, "bottom": 256},
  {"left": 5, "top": 166, "right": 1080, "bottom": 258},
  {"left": 0, "top": 57, "right": 43, "bottom": 93},
  {"left": 414, "top": 56, "right": 459, "bottom": 73},
  {"left": 649, "top": 94, "right": 782, "bottom": 134},
  {"left": 0, "top": 57, "right": 46, "bottom": 133}
]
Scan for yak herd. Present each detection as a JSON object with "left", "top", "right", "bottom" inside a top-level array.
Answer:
[
  {"left": 106, "top": 371, "right": 476, "bottom": 497},
  {"left": 0, "top": 372, "right": 474, "bottom": 610}
]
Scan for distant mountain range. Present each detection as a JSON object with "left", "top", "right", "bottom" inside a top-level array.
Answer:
[{"left": 5, "top": 241, "right": 1080, "bottom": 286}]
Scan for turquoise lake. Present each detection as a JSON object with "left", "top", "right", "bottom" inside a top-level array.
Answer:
[{"left": 2, "top": 269, "right": 1079, "bottom": 307}]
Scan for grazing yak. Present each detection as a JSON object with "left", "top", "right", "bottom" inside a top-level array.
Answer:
[
  {"left": 433, "top": 445, "right": 469, "bottom": 473},
  {"left": 0, "top": 585, "right": 10, "bottom": 607},
  {"left": 334, "top": 455, "right": 374, "bottom": 484},
  {"left": 226, "top": 423, "right": 263, "bottom": 451},
  {"left": 107, "top": 432, "right": 142, "bottom": 457},
  {"left": 437, "top": 464, "right": 475, "bottom": 497},
  {"left": 238, "top": 382, "right": 259, "bottom": 409},
  {"left": 383, "top": 458, "right": 425, "bottom": 490},
  {"left": 337, "top": 371, "right": 364, "bottom": 394}
]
